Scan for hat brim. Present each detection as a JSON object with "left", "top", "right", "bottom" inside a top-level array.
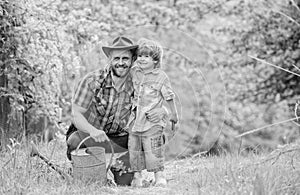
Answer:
[{"left": 102, "top": 45, "right": 138, "bottom": 57}]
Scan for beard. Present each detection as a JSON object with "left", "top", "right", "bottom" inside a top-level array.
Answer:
[{"left": 111, "top": 65, "right": 129, "bottom": 78}]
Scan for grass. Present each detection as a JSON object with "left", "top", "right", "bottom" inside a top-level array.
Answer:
[{"left": 0, "top": 138, "right": 299, "bottom": 195}]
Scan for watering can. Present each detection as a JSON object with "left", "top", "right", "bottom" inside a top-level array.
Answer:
[
  {"left": 71, "top": 136, "right": 114, "bottom": 185},
  {"left": 30, "top": 136, "right": 114, "bottom": 186}
]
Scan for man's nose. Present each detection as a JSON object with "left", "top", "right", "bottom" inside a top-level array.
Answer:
[{"left": 118, "top": 58, "right": 125, "bottom": 64}]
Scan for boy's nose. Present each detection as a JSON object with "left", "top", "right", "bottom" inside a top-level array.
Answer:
[{"left": 138, "top": 56, "right": 145, "bottom": 61}]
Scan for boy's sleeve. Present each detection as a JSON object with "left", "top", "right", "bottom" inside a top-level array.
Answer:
[
  {"left": 72, "top": 73, "right": 94, "bottom": 109},
  {"left": 161, "top": 76, "right": 175, "bottom": 101}
]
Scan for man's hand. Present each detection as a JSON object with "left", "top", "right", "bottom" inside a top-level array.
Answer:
[
  {"left": 90, "top": 129, "right": 109, "bottom": 143},
  {"left": 146, "top": 107, "right": 167, "bottom": 123}
]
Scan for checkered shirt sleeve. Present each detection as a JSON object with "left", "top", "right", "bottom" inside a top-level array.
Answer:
[{"left": 72, "top": 73, "right": 95, "bottom": 109}]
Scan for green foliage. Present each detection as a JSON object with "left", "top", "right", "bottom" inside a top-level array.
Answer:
[
  {"left": 0, "top": 0, "right": 20, "bottom": 144},
  {"left": 226, "top": 0, "right": 300, "bottom": 103},
  {"left": 165, "top": 0, "right": 300, "bottom": 155},
  {"left": 220, "top": 0, "right": 300, "bottom": 151},
  {"left": 1, "top": 139, "right": 299, "bottom": 194},
  {"left": 1, "top": 0, "right": 211, "bottom": 138},
  {"left": 1, "top": 0, "right": 299, "bottom": 156}
]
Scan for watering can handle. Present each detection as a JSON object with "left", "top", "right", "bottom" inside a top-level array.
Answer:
[{"left": 75, "top": 135, "right": 114, "bottom": 173}]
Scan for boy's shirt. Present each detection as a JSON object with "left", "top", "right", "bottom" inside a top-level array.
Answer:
[{"left": 130, "top": 65, "right": 175, "bottom": 132}]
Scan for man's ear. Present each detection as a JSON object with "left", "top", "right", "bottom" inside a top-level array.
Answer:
[
  {"left": 108, "top": 52, "right": 112, "bottom": 59},
  {"left": 107, "top": 53, "right": 113, "bottom": 64}
]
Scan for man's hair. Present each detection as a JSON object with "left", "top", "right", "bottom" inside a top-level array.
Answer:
[{"left": 137, "top": 38, "right": 163, "bottom": 68}]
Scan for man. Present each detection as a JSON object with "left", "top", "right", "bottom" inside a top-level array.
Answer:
[{"left": 66, "top": 36, "right": 165, "bottom": 174}]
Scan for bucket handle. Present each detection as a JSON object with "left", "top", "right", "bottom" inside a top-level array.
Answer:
[{"left": 75, "top": 135, "right": 114, "bottom": 173}]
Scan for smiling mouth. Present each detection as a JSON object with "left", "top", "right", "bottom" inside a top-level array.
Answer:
[{"left": 115, "top": 65, "right": 129, "bottom": 69}]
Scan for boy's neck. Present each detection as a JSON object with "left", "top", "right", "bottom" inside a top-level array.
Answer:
[{"left": 142, "top": 67, "right": 156, "bottom": 74}]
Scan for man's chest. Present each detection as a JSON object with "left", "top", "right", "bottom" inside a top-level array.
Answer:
[{"left": 95, "top": 87, "right": 131, "bottom": 108}]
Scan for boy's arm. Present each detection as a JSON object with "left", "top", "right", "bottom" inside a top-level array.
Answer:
[
  {"left": 161, "top": 74, "right": 178, "bottom": 124},
  {"left": 166, "top": 99, "right": 178, "bottom": 124}
]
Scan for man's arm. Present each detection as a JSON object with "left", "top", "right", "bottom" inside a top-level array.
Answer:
[
  {"left": 145, "top": 107, "right": 168, "bottom": 123},
  {"left": 72, "top": 104, "right": 108, "bottom": 142}
]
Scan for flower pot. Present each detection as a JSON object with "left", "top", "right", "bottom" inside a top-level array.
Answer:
[{"left": 111, "top": 169, "right": 134, "bottom": 186}]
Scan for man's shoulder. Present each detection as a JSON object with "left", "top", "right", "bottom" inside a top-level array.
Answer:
[
  {"left": 82, "top": 68, "right": 109, "bottom": 89},
  {"left": 84, "top": 68, "right": 107, "bottom": 80},
  {"left": 86, "top": 68, "right": 107, "bottom": 78}
]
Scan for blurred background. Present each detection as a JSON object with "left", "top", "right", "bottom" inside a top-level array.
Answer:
[{"left": 1, "top": 0, "right": 300, "bottom": 159}]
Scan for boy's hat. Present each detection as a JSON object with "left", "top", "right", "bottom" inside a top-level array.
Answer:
[{"left": 102, "top": 36, "right": 138, "bottom": 57}]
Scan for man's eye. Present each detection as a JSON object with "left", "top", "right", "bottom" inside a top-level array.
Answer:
[{"left": 113, "top": 57, "right": 120, "bottom": 61}]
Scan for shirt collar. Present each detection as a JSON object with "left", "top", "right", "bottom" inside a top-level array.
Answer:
[
  {"left": 105, "top": 66, "right": 133, "bottom": 95},
  {"left": 132, "top": 65, "right": 160, "bottom": 75},
  {"left": 103, "top": 66, "right": 113, "bottom": 88}
]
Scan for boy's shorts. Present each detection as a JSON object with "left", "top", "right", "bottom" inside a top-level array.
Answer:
[{"left": 128, "top": 125, "right": 165, "bottom": 172}]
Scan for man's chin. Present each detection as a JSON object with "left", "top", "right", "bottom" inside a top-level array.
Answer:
[
  {"left": 117, "top": 74, "right": 127, "bottom": 78},
  {"left": 113, "top": 71, "right": 129, "bottom": 78}
]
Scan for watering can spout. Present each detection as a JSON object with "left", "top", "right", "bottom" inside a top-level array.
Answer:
[
  {"left": 30, "top": 141, "right": 39, "bottom": 157},
  {"left": 29, "top": 141, "right": 72, "bottom": 182},
  {"left": 29, "top": 137, "right": 115, "bottom": 186}
]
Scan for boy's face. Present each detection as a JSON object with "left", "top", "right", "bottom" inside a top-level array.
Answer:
[{"left": 136, "top": 53, "right": 156, "bottom": 72}]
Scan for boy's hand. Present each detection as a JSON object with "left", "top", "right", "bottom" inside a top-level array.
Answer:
[{"left": 170, "top": 113, "right": 178, "bottom": 124}]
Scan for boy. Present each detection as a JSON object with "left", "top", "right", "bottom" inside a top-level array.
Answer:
[{"left": 128, "top": 38, "right": 178, "bottom": 187}]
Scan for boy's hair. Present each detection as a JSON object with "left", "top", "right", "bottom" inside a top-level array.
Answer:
[{"left": 137, "top": 38, "right": 163, "bottom": 68}]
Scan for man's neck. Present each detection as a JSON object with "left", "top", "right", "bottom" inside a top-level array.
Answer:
[{"left": 111, "top": 72, "right": 128, "bottom": 91}]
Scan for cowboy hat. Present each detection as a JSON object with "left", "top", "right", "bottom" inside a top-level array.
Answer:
[{"left": 102, "top": 36, "right": 138, "bottom": 57}]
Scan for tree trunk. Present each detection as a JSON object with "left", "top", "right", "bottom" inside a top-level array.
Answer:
[{"left": 0, "top": 65, "right": 10, "bottom": 149}]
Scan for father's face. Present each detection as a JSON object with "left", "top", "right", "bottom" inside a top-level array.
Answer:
[{"left": 109, "top": 49, "right": 133, "bottom": 78}]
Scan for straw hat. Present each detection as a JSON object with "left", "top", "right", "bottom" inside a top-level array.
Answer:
[{"left": 102, "top": 36, "right": 138, "bottom": 57}]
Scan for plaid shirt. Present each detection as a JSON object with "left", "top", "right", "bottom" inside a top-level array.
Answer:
[
  {"left": 73, "top": 67, "right": 134, "bottom": 136},
  {"left": 130, "top": 66, "right": 175, "bottom": 132}
]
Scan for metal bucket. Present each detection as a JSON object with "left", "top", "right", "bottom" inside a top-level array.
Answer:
[{"left": 71, "top": 136, "right": 114, "bottom": 185}]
